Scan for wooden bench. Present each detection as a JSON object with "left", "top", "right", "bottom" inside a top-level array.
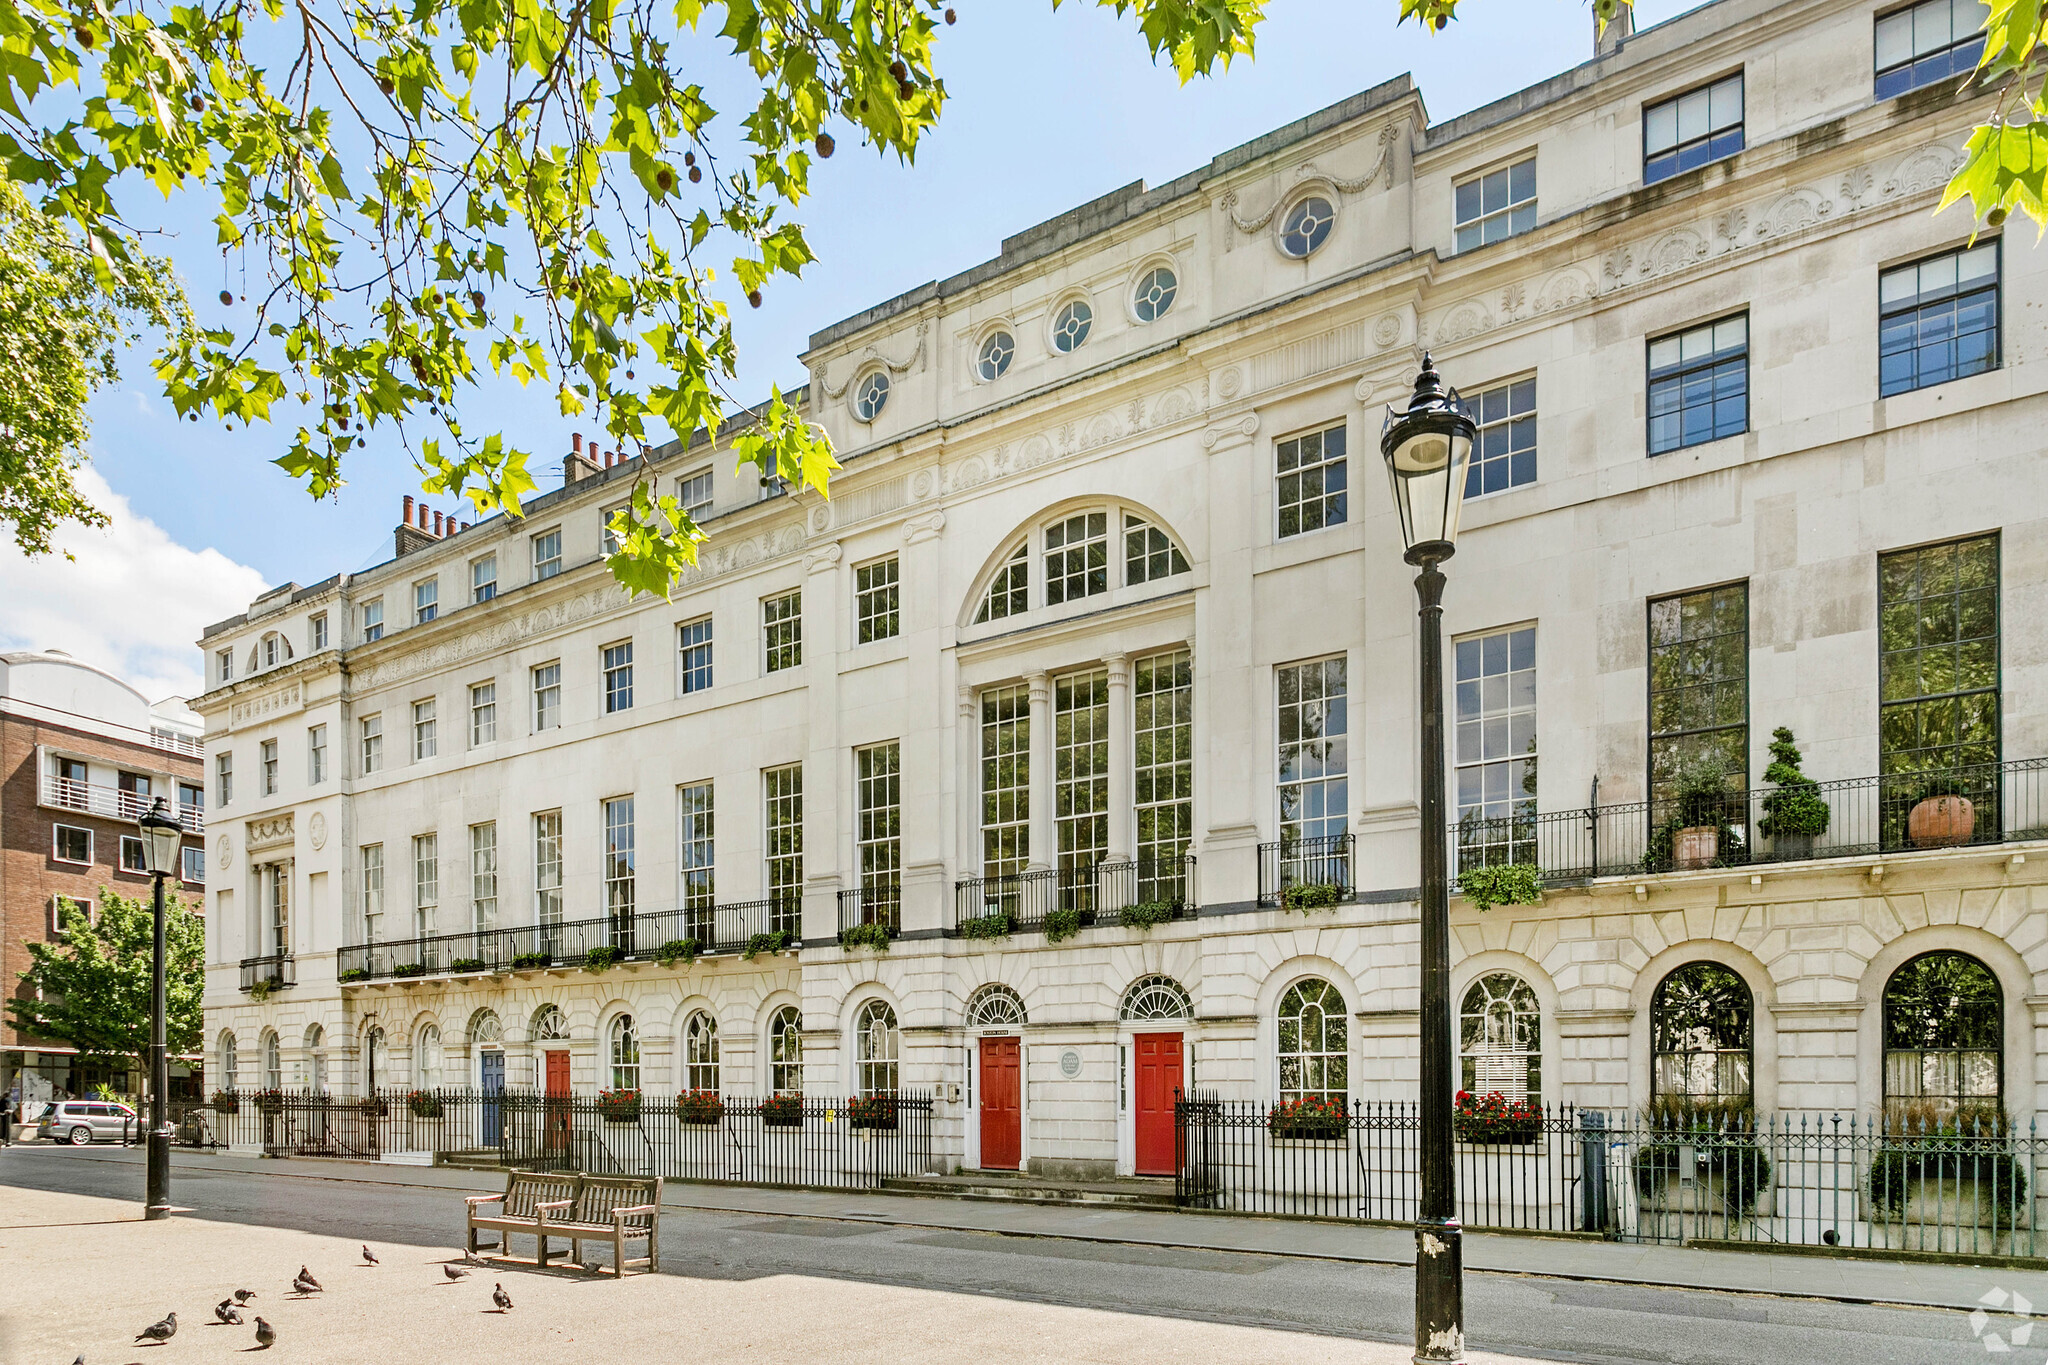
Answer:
[{"left": 464, "top": 1170, "right": 660, "bottom": 1276}]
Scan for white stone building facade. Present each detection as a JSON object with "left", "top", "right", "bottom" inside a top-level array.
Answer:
[{"left": 198, "top": 0, "right": 2048, "bottom": 1179}]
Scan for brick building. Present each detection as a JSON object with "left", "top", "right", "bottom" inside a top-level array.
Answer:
[{"left": 1, "top": 650, "right": 206, "bottom": 1106}]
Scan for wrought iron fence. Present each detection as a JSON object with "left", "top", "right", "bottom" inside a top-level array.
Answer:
[
  {"left": 838, "top": 883, "right": 900, "bottom": 940},
  {"left": 1451, "top": 757, "right": 2048, "bottom": 882},
  {"left": 338, "top": 895, "right": 802, "bottom": 983},
  {"left": 190, "top": 1088, "right": 936, "bottom": 1191},
  {"left": 1176, "top": 1097, "right": 2048, "bottom": 1258},
  {"left": 238, "top": 954, "right": 294, "bottom": 992},
  {"left": 1257, "top": 834, "right": 1356, "bottom": 907},
  {"left": 953, "top": 855, "right": 1197, "bottom": 937}
]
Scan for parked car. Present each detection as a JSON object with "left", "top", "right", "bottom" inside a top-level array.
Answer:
[{"left": 38, "top": 1101, "right": 138, "bottom": 1145}]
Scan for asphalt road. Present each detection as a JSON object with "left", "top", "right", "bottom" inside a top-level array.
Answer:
[{"left": 0, "top": 1146, "right": 2022, "bottom": 1365}]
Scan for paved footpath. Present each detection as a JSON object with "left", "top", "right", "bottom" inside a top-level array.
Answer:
[
  {"left": 0, "top": 1144, "right": 2023, "bottom": 1365},
  {"left": 36, "top": 1142, "right": 2037, "bottom": 1314}
]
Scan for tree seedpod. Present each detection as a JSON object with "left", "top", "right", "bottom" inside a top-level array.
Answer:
[
  {"left": 815, "top": 132, "right": 834, "bottom": 158},
  {"left": 945, "top": 7, "right": 955, "bottom": 22},
  {"left": 218, "top": 289, "right": 233, "bottom": 306},
  {"left": 747, "top": 289, "right": 762, "bottom": 308},
  {"left": 189, "top": 94, "right": 204, "bottom": 111},
  {"left": 683, "top": 150, "right": 695, "bottom": 165},
  {"left": 73, "top": 24, "right": 91, "bottom": 46},
  {"left": 688, "top": 165, "right": 702, "bottom": 183},
  {"left": 656, "top": 167, "right": 672, "bottom": 190},
  {"left": 888, "top": 59, "right": 907, "bottom": 81}
]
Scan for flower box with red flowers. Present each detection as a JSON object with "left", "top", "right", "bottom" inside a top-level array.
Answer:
[
  {"left": 675, "top": 1089, "right": 724, "bottom": 1125},
  {"left": 405, "top": 1090, "right": 444, "bottom": 1119},
  {"left": 846, "top": 1093, "right": 898, "bottom": 1131},
  {"left": 210, "top": 1090, "right": 241, "bottom": 1114},
  {"left": 253, "top": 1089, "right": 285, "bottom": 1115},
  {"left": 1266, "top": 1095, "right": 1349, "bottom": 1141},
  {"left": 596, "top": 1088, "right": 641, "bottom": 1123},
  {"left": 1453, "top": 1089, "right": 1543, "bottom": 1146},
  {"left": 761, "top": 1094, "right": 803, "bottom": 1128}
]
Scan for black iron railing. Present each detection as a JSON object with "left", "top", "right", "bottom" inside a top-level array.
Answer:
[
  {"left": 239, "top": 954, "right": 294, "bottom": 991},
  {"left": 1450, "top": 757, "right": 2048, "bottom": 883},
  {"left": 1257, "top": 834, "right": 1356, "bottom": 907},
  {"left": 838, "top": 882, "right": 901, "bottom": 939},
  {"left": 191, "top": 1088, "right": 936, "bottom": 1190},
  {"left": 1176, "top": 1096, "right": 2047, "bottom": 1257},
  {"left": 337, "top": 895, "right": 802, "bottom": 982},
  {"left": 952, "top": 855, "right": 1196, "bottom": 937}
]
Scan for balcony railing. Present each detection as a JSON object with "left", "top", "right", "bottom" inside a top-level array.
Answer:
[
  {"left": 1451, "top": 756, "right": 2048, "bottom": 884},
  {"left": 41, "top": 774, "right": 205, "bottom": 833},
  {"left": 952, "top": 854, "right": 1197, "bottom": 937},
  {"left": 337, "top": 895, "right": 802, "bottom": 983},
  {"left": 838, "top": 883, "right": 901, "bottom": 941},
  {"left": 240, "top": 954, "right": 294, "bottom": 992},
  {"left": 1257, "top": 834, "right": 1356, "bottom": 908}
]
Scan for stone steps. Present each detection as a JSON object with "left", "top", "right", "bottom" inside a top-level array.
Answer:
[{"left": 880, "top": 1172, "right": 1179, "bottom": 1209}]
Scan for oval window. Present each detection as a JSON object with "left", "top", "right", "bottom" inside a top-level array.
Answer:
[
  {"left": 1280, "top": 196, "right": 1335, "bottom": 258},
  {"left": 978, "top": 330, "right": 1014, "bottom": 380},
  {"left": 1133, "top": 266, "right": 1177, "bottom": 323},
  {"left": 853, "top": 370, "right": 890, "bottom": 422},
  {"left": 1051, "top": 299, "right": 1092, "bottom": 353}
]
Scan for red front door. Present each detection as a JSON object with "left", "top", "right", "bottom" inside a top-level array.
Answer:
[
  {"left": 543, "top": 1050, "right": 571, "bottom": 1151},
  {"left": 978, "top": 1036, "right": 1021, "bottom": 1170},
  {"left": 1132, "top": 1032, "right": 1183, "bottom": 1176}
]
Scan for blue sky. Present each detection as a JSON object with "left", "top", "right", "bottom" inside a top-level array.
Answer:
[{"left": 2, "top": 0, "right": 1694, "bottom": 698}]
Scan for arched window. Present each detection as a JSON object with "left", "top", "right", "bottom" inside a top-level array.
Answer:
[
  {"left": 975, "top": 542, "right": 1029, "bottom": 623},
  {"left": 1277, "top": 978, "right": 1348, "bottom": 1103},
  {"left": 684, "top": 1011, "right": 720, "bottom": 1093},
  {"left": 416, "top": 1024, "right": 443, "bottom": 1088},
  {"left": 467, "top": 1009, "right": 502, "bottom": 1046},
  {"left": 1883, "top": 950, "right": 2003, "bottom": 1126},
  {"left": 1120, "top": 974, "right": 1192, "bottom": 1021},
  {"left": 768, "top": 1005, "right": 803, "bottom": 1094},
  {"left": 261, "top": 1031, "right": 282, "bottom": 1090},
  {"left": 1460, "top": 973, "right": 1540, "bottom": 1104},
  {"left": 304, "top": 1023, "right": 327, "bottom": 1094},
  {"left": 219, "top": 1031, "right": 239, "bottom": 1090},
  {"left": 966, "top": 984, "right": 1026, "bottom": 1028},
  {"left": 609, "top": 1014, "right": 640, "bottom": 1091},
  {"left": 855, "top": 1000, "right": 898, "bottom": 1095},
  {"left": 531, "top": 1003, "right": 569, "bottom": 1041},
  {"left": 364, "top": 1027, "right": 385, "bottom": 1092},
  {"left": 1650, "top": 962, "right": 1753, "bottom": 1108}
]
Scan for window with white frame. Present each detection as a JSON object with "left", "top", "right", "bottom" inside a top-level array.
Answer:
[
  {"left": 216, "top": 751, "right": 234, "bottom": 805},
  {"left": 412, "top": 698, "right": 437, "bottom": 760},
  {"left": 677, "top": 469, "right": 714, "bottom": 523},
  {"left": 309, "top": 613, "right": 328, "bottom": 651},
  {"left": 1278, "top": 195, "right": 1334, "bottom": 258},
  {"left": 1876, "top": 0, "right": 1988, "bottom": 100},
  {"left": 977, "top": 329, "right": 1014, "bottom": 381},
  {"left": 1461, "top": 972, "right": 1541, "bottom": 1104},
  {"left": 975, "top": 542, "right": 1028, "bottom": 623},
  {"left": 769, "top": 1005, "right": 802, "bottom": 1093},
  {"left": 533, "top": 811, "right": 563, "bottom": 934},
  {"left": 763, "top": 591, "right": 802, "bottom": 672},
  {"left": 182, "top": 844, "right": 205, "bottom": 884},
  {"left": 1465, "top": 379, "right": 1537, "bottom": 497},
  {"left": 217, "top": 647, "right": 234, "bottom": 683},
  {"left": 603, "top": 796, "right": 636, "bottom": 946},
  {"left": 856, "top": 557, "right": 899, "bottom": 644},
  {"left": 1277, "top": 978, "right": 1348, "bottom": 1104},
  {"left": 471, "top": 554, "right": 497, "bottom": 604},
  {"left": 1054, "top": 670, "right": 1109, "bottom": 885},
  {"left": 470, "top": 682, "right": 497, "bottom": 746},
  {"left": 1454, "top": 157, "right": 1536, "bottom": 252},
  {"left": 1134, "top": 650, "right": 1193, "bottom": 899},
  {"left": 262, "top": 634, "right": 282, "bottom": 669},
  {"left": 52, "top": 824, "right": 90, "bottom": 863},
  {"left": 1124, "top": 515, "right": 1188, "bottom": 586},
  {"left": 532, "top": 662, "right": 561, "bottom": 731},
  {"left": 855, "top": 999, "right": 898, "bottom": 1094},
  {"left": 531, "top": 528, "right": 562, "bottom": 581},
  {"left": 1276, "top": 424, "right": 1347, "bottom": 538},
  {"left": 119, "top": 834, "right": 146, "bottom": 872},
  {"left": 600, "top": 503, "right": 627, "bottom": 556},
  {"left": 1044, "top": 512, "right": 1108, "bottom": 605},
  {"left": 853, "top": 370, "right": 890, "bottom": 421},
  {"left": 980, "top": 684, "right": 1030, "bottom": 880},
  {"left": 684, "top": 1011, "right": 720, "bottom": 1092},
  {"left": 1454, "top": 626, "right": 1537, "bottom": 871},
  {"left": 49, "top": 894, "right": 91, "bottom": 931},
  {"left": 1132, "top": 265, "right": 1177, "bottom": 322},
  {"left": 262, "top": 860, "right": 290, "bottom": 955},
  {"left": 414, "top": 578, "right": 439, "bottom": 624},
  {"left": 763, "top": 765, "right": 803, "bottom": 936},
  {"left": 609, "top": 1014, "right": 640, "bottom": 1091},
  {"left": 413, "top": 833, "right": 438, "bottom": 937},
  {"left": 260, "top": 739, "right": 278, "bottom": 796},
  {"left": 855, "top": 742, "right": 901, "bottom": 921},
  {"left": 1644, "top": 74, "right": 1743, "bottom": 184},
  {"left": 602, "top": 641, "right": 634, "bottom": 713},
  {"left": 677, "top": 617, "right": 713, "bottom": 694},
  {"left": 358, "top": 715, "right": 382, "bottom": 776},
  {"left": 1277, "top": 657, "right": 1348, "bottom": 849},
  {"left": 1051, "top": 298, "right": 1092, "bottom": 353},
  {"left": 678, "top": 781, "right": 714, "bottom": 922},
  {"left": 308, "top": 724, "right": 328, "bottom": 784},
  {"left": 360, "top": 843, "right": 384, "bottom": 943},
  {"left": 361, "top": 598, "right": 384, "bottom": 642},
  {"left": 470, "top": 821, "right": 498, "bottom": 931}
]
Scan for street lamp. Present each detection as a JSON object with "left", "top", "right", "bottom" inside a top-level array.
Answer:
[
  {"left": 1380, "top": 354, "right": 1476, "bottom": 1365},
  {"left": 136, "top": 796, "right": 183, "bottom": 1222}
]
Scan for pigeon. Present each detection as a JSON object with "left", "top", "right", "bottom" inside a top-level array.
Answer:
[
  {"left": 362, "top": 1244, "right": 379, "bottom": 1265},
  {"left": 291, "top": 1274, "right": 319, "bottom": 1296},
  {"left": 253, "top": 1316, "right": 276, "bottom": 1350},
  {"left": 492, "top": 1283, "right": 513, "bottom": 1311},
  {"left": 134, "top": 1311, "right": 177, "bottom": 1344},
  {"left": 443, "top": 1263, "right": 470, "bottom": 1281},
  {"left": 214, "top": 1299, "right": 243, "bottom": 1325},
  {"left": 296, "top": 1265, "right": 323, "bottom": 1291},
  {"left": 233, "top": 1289, "right": 258, "bottom": 1305}
]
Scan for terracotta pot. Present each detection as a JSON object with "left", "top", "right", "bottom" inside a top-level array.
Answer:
[
  {"left": 1674, "top": 825, "right": 1719, "bottom": 870},
  {"left": 1907, "top": 796, "right": 1975, "bottom": 848}
]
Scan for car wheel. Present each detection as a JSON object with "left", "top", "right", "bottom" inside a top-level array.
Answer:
[{"left": 68, "top": 1126, "right": 92, "bottom": 1146}]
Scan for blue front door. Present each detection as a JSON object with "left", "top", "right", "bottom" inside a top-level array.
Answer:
[{"left": 480, "top": 1050, "right": 505, "bottom": 1144}]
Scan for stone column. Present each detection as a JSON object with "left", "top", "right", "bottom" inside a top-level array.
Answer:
[
  {"left": 1026, "top": 671, "right": 1052, "bottom": 872},
  {"left": 802, "top": 543, "right": 846, "bottom": 945},
  {"left": 1104, "top": 652, "right": 1133, "bottom": 860},
  {"left": 1195, "top": 413, "right": 1263, "bottom": 907},
  {"left": 957, "top": 686, "right": 980, "bottom": 877}
]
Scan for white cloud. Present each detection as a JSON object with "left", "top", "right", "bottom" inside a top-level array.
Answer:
[{"left": 0, "top": 467, "right": 269, "bottom": 704}]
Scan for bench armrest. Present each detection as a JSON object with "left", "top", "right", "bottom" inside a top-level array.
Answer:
[
  {"left": 612, "top": 1203, "right": 659, "bottom": 1218},
  {"left": 464, "top": 1194, "right": 505, "bottom": 1208},
  {"left": 534, "top": 1199, "right": 574, "bottom": 1212}
]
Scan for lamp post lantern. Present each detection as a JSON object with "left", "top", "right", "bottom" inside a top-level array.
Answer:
[
  {"left": 136, "top": 796, "right": 184, "bottom": 1221},
  {"left": 1380, "top": 354, "right": 1476, "bottom": 1365}
]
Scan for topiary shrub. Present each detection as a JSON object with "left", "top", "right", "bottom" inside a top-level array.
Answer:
[
  {"left": 1457, "top": 862, "right": 1543, "bottom": 912},
  {"left": 1758, "top": 727, "right": 1829, "bottom": 841}
]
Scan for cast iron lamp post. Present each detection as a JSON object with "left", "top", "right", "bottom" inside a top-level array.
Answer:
[
  {"left": 1380, "top": 354, "right": 1477, "bottom": 1365},
  {"left": 136, "top": 796, "right": 184, "bottom": 1221}
]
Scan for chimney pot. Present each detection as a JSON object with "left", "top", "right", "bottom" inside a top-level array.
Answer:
[
  {"left": 433, "top": 510, "right": 444, "bottom": 535},
  {"left": 572, "top": 433, "right": 583, "bottom": 455},
  {"left": 403, "top": 494, "right": 415, "bottom": 522}
]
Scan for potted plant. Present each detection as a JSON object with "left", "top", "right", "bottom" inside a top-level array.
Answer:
[
  {"left": 253, "top": 1088, "right": 285, "bottom": 1115},
  {"left": 391, "top": 961, "right": 426, "bottom": 978},
  {"left": 847, "top": 1093, "right": 898, "bottom": 1131},
  {"left": 510, "top": 950, "right": 552, "bottom": 971},
  {"left": 761, "top": 1093, "right": 803, "bottom": 1128},
  {"left": 1453, "top": 1089, "right": 1543, "bottom": 1145},
  {"left": 406, "top": 1090, "right": 444, "bottom": 1118},
  {"left": 1266, "top": 1095, "right": 1348, "bottom": 1140},
  {"left": 652, "top": 938, "right": 700, "bottom": 969},
  {"left": 1456, "top": 862, "right": 1543, "bottom": 912},
  {"left": 1868, "top": 1103, "right": 2030, "bottom": 1249},
  {"left": 581, "top": 945, "right": 622, "bottom": 973},
  {"left": 337, "top": 967, "right": 371, "bottom": 984},
  {"left": 956, "top": 910, "right": 1012, "bottom": 940},
  {"left": 1281, "top": 883, "right": 1341, "bottom": 913},
  {"left": 210, "top": 1089, "right": 241, "bottom": 1114},
  {"left": 675, "top": 1088, "right": 724, "bottom": 1125},
  {"left": 449, "top": 956, "right": 486, "bottom": 973},
  {"left": 1758, "top": 727, "right": 1828, "bottom": 860},
  {"left": 1906, "top": 773, "right": 1977, "bottom": 848},
  {"left": 596, "top": 1088, "right": 641, "bottom": 1123},
  {"left": 1044, "top": 907, "right": 1083, "bottom": 943},
  {"left": 1631, "top": 1097, "right": 1771, "bottom": 1233},
  {"left": 1669, "top": 752, "right": 1734, "bottom": 870},
  {"left": 742, "top": 930, "right": 793, "bottom": 961},
  {"left": 1119, "top": 900, "right": 1175, "bottom": 931}
]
